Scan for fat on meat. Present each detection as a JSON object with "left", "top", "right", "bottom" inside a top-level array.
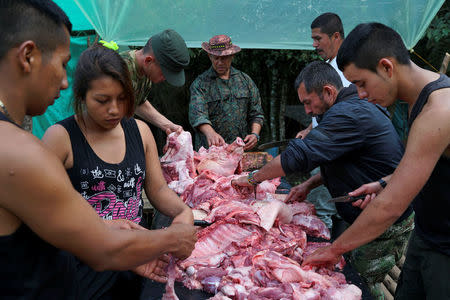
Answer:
[
  {"left": 195, "top": 138, "right": 245, "bottom": 176},
  {"left": 159, "top": 132, "right": 361, "bottom": 299},
  {"left": 161, "top": 131, "right": 196, "bottom": 182},
  {"left": 291, "top": 214, "right": 331, "bottom": 240},
  {"left": 288, "top": 201, "right": 316, "bottom": 216},
  {"left": 256, "top": 200, "right": 293, "bottom": 231}
]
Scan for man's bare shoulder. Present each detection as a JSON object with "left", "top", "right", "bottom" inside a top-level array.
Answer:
[
  {"left": 420, "top": 87, "right": 450, "bottom": 126},
  {"left": 408, "top": 87, "right": 450, "bottom": 157},
  {"left": 0, "top": 123, "right": 64, "bottom": 233},
  {"left": 0, "top": 123, "right": 54, "bottom": 166}
]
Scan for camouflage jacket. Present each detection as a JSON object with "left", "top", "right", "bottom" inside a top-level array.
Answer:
[
  {"left": 189, "top": 66, "right": 264, "bottom": 149},
  {"left": 120, "top": 50, "right": 152, "bottom": 108}
]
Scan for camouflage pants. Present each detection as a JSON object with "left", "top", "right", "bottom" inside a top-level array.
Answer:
[{"left": 350, "top": 213, "right": 415, "bottom": 297}]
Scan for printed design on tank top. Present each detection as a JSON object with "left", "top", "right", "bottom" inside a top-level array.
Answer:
[{"left": 81, "top": 162, "right": 145, "bottom": 223}]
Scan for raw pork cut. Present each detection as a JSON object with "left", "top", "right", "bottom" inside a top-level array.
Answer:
[
  {"left": 291, "top": 214, "right": 331, "bottom": 240},
  {"left": 158, "top": 132, "right": 361, "bottom": 299},
  {"left": 195, "top": 138, "right": 245, "bottom": 176}
]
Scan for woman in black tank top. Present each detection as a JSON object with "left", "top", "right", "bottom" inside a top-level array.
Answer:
[{"left": 41, "top": 44, "right": 194, "bottom": 288}]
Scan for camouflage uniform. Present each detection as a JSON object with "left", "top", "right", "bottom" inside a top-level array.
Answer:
[
  {"left": 350, "top": 213, "right": 415, "bottom": 299},
  {"left": 189, "top": 66, "right": 264, "bottom": 150},
  {"left": 120, "top": 50, "right": 153, "bottom": 108}
]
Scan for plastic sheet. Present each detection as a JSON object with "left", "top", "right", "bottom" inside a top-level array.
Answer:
[{"left": 71, "top": 0, "right": 444, "bottom": 50}]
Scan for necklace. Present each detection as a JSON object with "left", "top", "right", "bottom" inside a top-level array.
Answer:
[{"left": 0, "top": 99, "right": 18, "bottom": 126}]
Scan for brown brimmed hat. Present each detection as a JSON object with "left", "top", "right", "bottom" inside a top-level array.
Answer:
[{"left": 201, "top": 34, "right": 241, "bottom": 56}]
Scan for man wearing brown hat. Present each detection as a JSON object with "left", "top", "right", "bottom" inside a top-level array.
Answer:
[
  {"left": 121, "top": 29, "right": 189, "bottom": 135},
  {"left": 189, "top": 34, "right": 264, "bottom": 150}
]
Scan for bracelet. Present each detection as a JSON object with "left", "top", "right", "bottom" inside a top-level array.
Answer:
[
  {"left": 247, "top": 170, "right": 260, "bottom": 186},
  {"left": 250, "top": 133, "right": 260, "bottom": 141},
  {"left": 378, "top": 179, "right": 387, "bottom": 188}
]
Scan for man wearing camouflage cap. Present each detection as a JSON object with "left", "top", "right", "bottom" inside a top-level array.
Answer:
[
  {"left": 121, "top": 29, "right": 189, "bottom": 135},
  {"left": 189, "top": 34, "right": 264, "bottom": 150}
]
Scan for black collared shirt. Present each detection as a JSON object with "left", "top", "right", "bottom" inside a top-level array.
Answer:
[{"left": 281, "top": 85, "right": 412, "bottom": 224}]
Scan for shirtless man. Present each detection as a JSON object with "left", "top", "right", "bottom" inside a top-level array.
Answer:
[
  {"left": 0, "top": 1, "right": 196, "bottom": 297},
  {"left": 303, "top": 22, "right": 450, "bottom": 300}
]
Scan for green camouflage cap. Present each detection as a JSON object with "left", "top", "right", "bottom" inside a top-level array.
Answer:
[{"left": 152, "top": 29, "right": 190, "bottom": 87}]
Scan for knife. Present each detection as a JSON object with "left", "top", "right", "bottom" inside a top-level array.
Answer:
[
  {"left": 328, "top": 194, "right": 367, "bottom": 203},
  {"left": 194, "top": 220, "right": 212, "bottom": 227},
  {"left": 257, "top": 140, "right": 291, "bottom": 151}
]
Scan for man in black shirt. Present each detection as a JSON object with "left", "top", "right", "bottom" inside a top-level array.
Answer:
[
  {"left": 232, "top": 61, "right": 414, "bottom": 296},
  {"left": 304, "top": 22, "right": 450, "bottom": 300}
]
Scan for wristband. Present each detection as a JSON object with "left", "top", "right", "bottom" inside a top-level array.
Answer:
[
  {"left": 250, "top": 133, "right": 260, "bottom": 141},
  {"left": 247, "top": 170, "right": 260, "bottom": 186},
  {"left": 378, "top": 179, "right": 387, "bottom": 188}
]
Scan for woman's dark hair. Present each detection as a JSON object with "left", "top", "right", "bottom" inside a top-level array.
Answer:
[{"left": 73, "top": 44, "right": 135, "bottom": 120}]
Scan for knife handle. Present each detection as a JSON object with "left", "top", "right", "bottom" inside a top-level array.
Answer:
[
  {"left": 349, "top": 194, "right": 368, "bottom": 202},
  {"left": 194, "top": 220, "right": 212, "bottom": 227}
]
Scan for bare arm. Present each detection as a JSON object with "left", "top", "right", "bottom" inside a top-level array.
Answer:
[
  {"left": 0, "top": 126, "right": 195, "bottom": 271},
  {"left": 296, "top": 123, "right": 313, "bottom": 139},
  {"left": 135, "top": 100, "right": 182, "bottom": 135},
  {"left": 232, "top": 155, "right": 285, "bottom": 187},
  {"left": 41, "top": 124, "right": 71, "bottom": 167},
  {"left": 285, "top": 172, "right": 323, "bottom": 202},
  {"left": 303, "top": 91, "right": 450, "bottom": 266},
  {"left": 137, "top": 120, "right": 193, "bottom": 225}
]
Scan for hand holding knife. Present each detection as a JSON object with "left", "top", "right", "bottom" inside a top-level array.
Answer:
[{"left": 328, "top": 194, "right": 367, "bottom": 203}]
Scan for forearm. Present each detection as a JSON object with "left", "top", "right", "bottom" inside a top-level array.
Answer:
[
  {"left": 381, "top": 174, "right": 392, "bottom": 183},
  {"left": 250, "top": 123, "right": 262, "bottom": 135},
  {"left": 94, "top": 226, "right": 181, "bottom": 271},
  {"left": 304, "top": 172, "right": 323, "bottom": 190},
  {"left": 197, "top": 123, "right": 216, "bottom": 136},
  {"left": 135, "top": 101, "right": 174, "bottom": 131},
  {"left": 329, "top": 192, "right": 401, "bottom": 256},
  {"left": 149, "top": 185, "right": 193, "bottom": 223},
  {"left": 253, "top": 155, "right": 285, "bottom": 183}
]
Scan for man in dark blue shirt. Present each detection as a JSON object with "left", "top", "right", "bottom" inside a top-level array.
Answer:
[{"left": 232, "top": 61, "right": 413, "bottom": 297}]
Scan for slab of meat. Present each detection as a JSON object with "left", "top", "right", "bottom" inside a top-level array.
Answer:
[
  {"left": 204, "top": 199, "right": 260, "bottom": 226},
  {"left": 256, "top": 200, "right": 293, "bottom": 231},
  {"left": 162, "top": 256, "right": 179, "bottom": 300},
  {"left": 288, "top": 201, "right": 316, "bottom": 216},
  {"left": 161, "top": 131, "right": 196, "bottom": 182},
  {"left": 180, "top": 220, "right": 255, "bottom": 269},
  {"left": 291, "top": 214, "right": 331, "bottom": 240},
  {"left": 195, "top": 138, "right": 245, "bottom": 176},
  {"left": 159, "top": 133, "right": 360, "bottom": 299}
]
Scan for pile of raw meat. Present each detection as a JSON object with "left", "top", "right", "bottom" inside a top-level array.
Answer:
[{"left": 160, "top": 131, "right": 362, "bottom": 300}]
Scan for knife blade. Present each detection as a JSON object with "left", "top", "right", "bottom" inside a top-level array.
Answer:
[
  {"left": 257, "top": 140, "right": 291, "bottom": 151},
  {"left": 328, "top": 194, "right": 367, "bottom": 203},
  {"left": 193, "top": 220, "right": 212, "bottom": 227}
]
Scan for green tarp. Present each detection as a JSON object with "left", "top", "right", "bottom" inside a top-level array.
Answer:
[{"left": 32, "top": 0, "right": 445, "bottom": 138}]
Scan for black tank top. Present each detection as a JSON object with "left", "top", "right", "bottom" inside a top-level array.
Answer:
[
  {"left": 0, "top": 112, "right": 78, "bottom": 298},
  {"left": 408, "top": 74, "right": 450, "bottom": 256},
  {"left": 58, "top": 116, "right": 146, "bottom": 223}
]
